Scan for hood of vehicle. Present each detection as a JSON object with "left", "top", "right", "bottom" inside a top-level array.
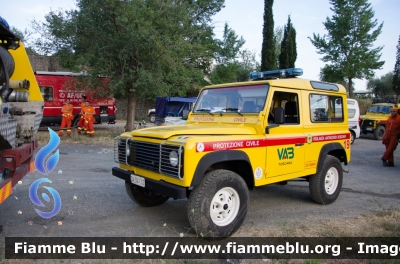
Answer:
[
  {"left": 131, "top": 124, "right": 257, "bottom": 139},
  {"left": 360, "top": 113, "right": 389, "bottom": 121}
]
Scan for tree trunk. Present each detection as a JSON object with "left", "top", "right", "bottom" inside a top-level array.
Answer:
[
  {"left": 348, "top": 77, "right": 353, "bottom": 98},
  {"left": 125, "top": 91, "right": 137, "bottom": 131}
]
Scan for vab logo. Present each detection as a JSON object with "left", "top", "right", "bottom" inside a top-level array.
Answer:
[
  {"left": 35, "top": 128, "right": 60, "bottom": 175},
  {"left": 277, "top": 147, "right": 295, "bottom": 160},
  {"left": 30, "top": 128, "right": 61, "bottom": 219},
  {"left": 29, "top": 178, "right": 61, "bottom": 219}
]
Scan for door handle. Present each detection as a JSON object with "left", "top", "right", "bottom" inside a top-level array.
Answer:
[{"left": 295, "top": 143, "right": 304, "bottom": 146}]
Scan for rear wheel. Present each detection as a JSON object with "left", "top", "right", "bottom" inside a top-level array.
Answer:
[
  {"left": 149, "top": 114, "right": 155, "bottom": 123},
  {"left": 350, "top": 130, "right": 356, "bottom": 144},
  {"left": 187, "top": 169, "right": 249, "bottom": 238},
  {"left": 309, "top": 155, "right": 343, "bottom": 205},
  {"left": 125, "top": 183, "right": 169, "bottom": 207},
  {"left": 373, "top": 125, "right": 385, "bottom": 140}
]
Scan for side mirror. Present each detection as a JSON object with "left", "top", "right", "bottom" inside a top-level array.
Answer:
[{"left": 265, "top": 107, "right": 284, "bottom": 134}]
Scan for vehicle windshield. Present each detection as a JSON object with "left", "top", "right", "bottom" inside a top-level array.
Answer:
[
  {"left": 367, "top": 105, "right": 392, "bottom": 114},
  {"left": 193, "top": 84, "right": 269, "bottom": 114}
]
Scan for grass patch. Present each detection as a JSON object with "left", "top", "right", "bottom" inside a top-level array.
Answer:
[{"left": 36, "top": 121, "right": 128, "bottom": 146}]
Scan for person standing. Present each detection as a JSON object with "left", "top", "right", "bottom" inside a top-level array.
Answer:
[
  {"left": 58, "top": 99, "right": 74, "bottom": 137},
  {"left": 84, "top": 101, "right": 96, "bottom": 137},
  {"left": 77, "top": 96, "right": 87, "bottom": 134},
  {"left": 381, "top": 107, "right": 400, "bottom": 167}
]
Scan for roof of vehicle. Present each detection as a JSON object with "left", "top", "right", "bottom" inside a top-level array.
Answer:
[
  {"left": 35, "top": 71, "right": 87, "bottom": 76},
  {"left": 203, "top": 78, "right": 348, "bottom": 94}
]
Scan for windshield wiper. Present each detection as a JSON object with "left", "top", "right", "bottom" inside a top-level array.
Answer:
[
  {"left": 223, "top": 108, "right": 243, "bottom": 116},
  {"left": 195, "top": 109, "right": 214, "bottom": 116}
]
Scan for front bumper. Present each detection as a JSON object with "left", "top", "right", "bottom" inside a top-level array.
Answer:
[
  {"left": 95, "top": 114, "right": 116, "bottom": 124},
  {"left": 112, "top": 167, "right": 188, "bottom": 199},
  {"left": 361, "top": 119, "right": 375, "bottom": 133}
]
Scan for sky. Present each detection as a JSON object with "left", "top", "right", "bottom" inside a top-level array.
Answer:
[{"left": 3, "top": 0, "right": 400, "bottom": 91}]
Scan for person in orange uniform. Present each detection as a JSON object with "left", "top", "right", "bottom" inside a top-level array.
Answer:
[
  {"left": 381, "top": 107, "right": 400, "bottom": 167},
  {"left": 77, "top": 96, "right": 87, "bottom": 134},
  {"left": 58, "top": 99, "right": 74, "bottom": 137},
  {"left": 84, "top": 101, "right": 96, "bottom": 137}
]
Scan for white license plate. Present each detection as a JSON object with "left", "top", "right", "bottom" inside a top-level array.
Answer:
[
  {"left": 366, "top": 128, "right": 372, "bottom": 131},
  {"left": 130, "top": 174, "right": 145, "bottom": 187}
]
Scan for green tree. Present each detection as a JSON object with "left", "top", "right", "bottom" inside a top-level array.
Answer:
[
  {"left": 214, "top": 23, "right": 245, "bottom": 65},
  {"left": 261, "top": 0, "right": 276, "bottom": 71},
  {"left": 367, "top": 72, "right": 394, "bottom": 97},
  {"left": 319, "top": 64, "right": 348, "bottom": 90},
  {"left": 209, "top": 63, "right": 241, "bottom": 84},
  {"left": 32, "top": 0, "right": 224, "bottom": 130},
  {"left": 10, "top": 26, "right": 36, "bottom": 54},
  {"left": 309, "top": 0, "right": 384, "bottom": 98},
  {"left": 210, "top": 23, "right": 245, "bottom": 84},
  {"left": 393, "top": 35, "right": 400, "bottom": 99},
  {"left": 236, "top": 49, "right": 260, "bottom": 82},
  {"left": 279, "top": 16, "right": 297, "bottom": 69},
  {"left": 274, "top": 26, "right": 283, "bottom": 68}
]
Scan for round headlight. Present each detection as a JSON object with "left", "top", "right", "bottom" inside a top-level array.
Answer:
[{"left": 169, "top": 150, "right": 179, "bottom": 167}]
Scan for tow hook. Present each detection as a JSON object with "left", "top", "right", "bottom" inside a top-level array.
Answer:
[{"left": 342, "top": 167, "right": 349, "bottom": 173}]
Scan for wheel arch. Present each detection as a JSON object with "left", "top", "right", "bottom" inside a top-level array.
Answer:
[
  {"left": 317, "top": 143, "right": 347, "bottom": 173},
  {"left": 190, "top": 150, "right": 254, "bottom": 190},
  {"left": 376, "top": 121, "right": 386, "bottom": 127}
]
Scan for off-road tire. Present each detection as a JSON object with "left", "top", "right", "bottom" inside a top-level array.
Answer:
[
  {"left": 350, "top": 130, "right": 356, "bottom": 144},
  {"left": 187, "top": 169, "right": 249, "bottom": 238},
  {"left": 125, "top": 182, "right": 169, "bottom": 207},
  {"left": 373, "top": 125, "right": 385, "bottom": 140},
  {"left": 149, "top": 114, "right": 156, "bottom": 123},
  {"left": 309, "top": 155, "right": 343, "bottom": 205}
]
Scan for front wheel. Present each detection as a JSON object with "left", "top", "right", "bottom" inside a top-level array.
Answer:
[
  {"left": 187, "top": 169, "right": 249, "bottom": 238},
  {"left": 309, "top": 155, "right": 343, "bottom": 205},
  {"left": 125, "top": 183, "right": 169, "bottom": 207},
  {"left": 373, "top": 125, "right": 385, "bottom": 140}
]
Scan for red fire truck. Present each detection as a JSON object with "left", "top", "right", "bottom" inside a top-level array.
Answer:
[{"left": 35, "top": 71, "right": 117, "bottom": 126}]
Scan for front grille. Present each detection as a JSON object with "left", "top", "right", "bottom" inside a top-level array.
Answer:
[
  {"left": 128, "top": 141, "right": 160, "bottom": 172},
  {"left": 361, "top": 119, "right": 372, "bottom": 129},
  {"left": 114, "top": 139, "right": 184, "bottom": 179}
]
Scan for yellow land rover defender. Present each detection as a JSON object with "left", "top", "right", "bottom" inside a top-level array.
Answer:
[
  {"left": 360, "top": 102, "right": 397, "bottom": 140},
  {"left": 112, "top": 68, "right": 351, "bottom": 237}
]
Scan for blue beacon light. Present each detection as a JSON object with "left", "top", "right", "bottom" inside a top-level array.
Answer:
[{"left": 250, "top": 68, "right": 303, "bottom": 80}]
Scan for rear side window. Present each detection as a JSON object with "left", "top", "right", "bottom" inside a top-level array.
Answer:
[
  {"left": 310, "top": 94, "right": 344, "bottom": 122},
  {"left": 348, "top": 109, "right": 356, "bottom": 119}
]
